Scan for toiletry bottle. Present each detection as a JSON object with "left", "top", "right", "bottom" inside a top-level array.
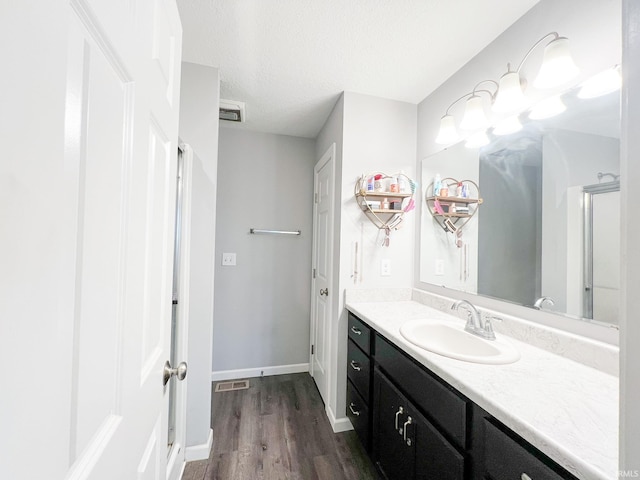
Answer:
[
  {"left": 390, "top": 176, "right": 399, "bottom": 193},
  {"left": 367, "top": 176, "right": 374, "bottom": 192},
  {"left": 434, "top": 173, "right": 442, "bottom": 196},
  {"left": 374, "top": 174, "right": 383, "bottom": 192},
  {"left": 398, "top": 170, "right": 408, "bottom": 193},
  {"left": 456, "top": 182, "right": 463, "bottom": 197},
  {"left": 382, "top": 197, "right": 390, "bottom": 210},
  {"left": 461, "top": 183, "right": 469, "bottom": 198}
]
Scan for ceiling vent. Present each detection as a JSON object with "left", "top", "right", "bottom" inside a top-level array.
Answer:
[{"left": 219, "top": 99, "right": 245, "bottom": 123}]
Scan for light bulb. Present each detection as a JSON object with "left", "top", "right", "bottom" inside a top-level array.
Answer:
[
  {"left": 533, "top": 37, "right": 579, "bottom": 89},
  {"left": 578, "top": 67, "right": 621, "bottom": 99},
  {"left": 435, "top": 115, "right": 460, "bottom": 145},
  {"left": 529, "top": 95, "right": 566, "bottom": 120},
  {"left": 460, "top": 95, "right": 488, "bottom": 131},
  {"left": 493, "top": 71, "right": 529, "bottom": 114}
]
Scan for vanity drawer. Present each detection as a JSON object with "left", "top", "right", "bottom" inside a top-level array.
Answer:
[
  {"left": 348, "top": 312, "right": 371, "bottom": 355},
  {"left": 347, "top": 380, "right": 370, "bottom": 450},
  {"left": 375, "top": 334, "right": 468, "bottom": 450},
  {"left": 347, "top": 339, "right": 370, "bottom": 399},
  {"left": 484, "top": 418, "right": 578, "bottom": 480}
]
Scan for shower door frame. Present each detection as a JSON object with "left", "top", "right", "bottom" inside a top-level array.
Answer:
[{"left": 583, "top": 180, "right": 620, "bottom": 319}]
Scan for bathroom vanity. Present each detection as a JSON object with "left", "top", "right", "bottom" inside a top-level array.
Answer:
[{"left": 345, "top": 291, "right": 618, "bottom": 480}]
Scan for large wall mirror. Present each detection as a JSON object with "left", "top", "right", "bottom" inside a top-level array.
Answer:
[{"left": 420, "top": 79, "right": 620, "bottom": 328}]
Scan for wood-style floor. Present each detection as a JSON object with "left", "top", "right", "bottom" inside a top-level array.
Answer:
[{"left": 181, "top": 373, "right": 379, "bottom": 480}]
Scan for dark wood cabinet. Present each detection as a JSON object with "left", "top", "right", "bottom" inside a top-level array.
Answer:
[
  {"left": 373, "top": 369, "right": 464, "bottom": 480},
  {"left": 346, "top": 312, "right": 374, "bottom": 451},
  {"left": 346, "top": 309, "right": 579, "bottom": 480}
]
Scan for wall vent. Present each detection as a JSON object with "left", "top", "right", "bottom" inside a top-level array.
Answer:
[{"left": 219, "top": 99, "right": 245, "bottom": 123}]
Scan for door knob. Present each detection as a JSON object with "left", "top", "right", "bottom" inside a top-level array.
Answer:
[
  {"left": 319, "top": 288, "right": 328, "bottom": 296},
  {"left": 163, "top": 360, "right": 188, "bottom": 386}
]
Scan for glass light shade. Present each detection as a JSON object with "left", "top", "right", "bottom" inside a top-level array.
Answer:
[
  {"left": 493, "top": 115, "right": 522, "bottom": 136},
  {"left": 492, "top": 71, "right": 529, "bottom": 114},
  {"left": 459, "top": 95, "right": 488, "bottom": 131},
  {"left": 435, "top": 115, "right": 460, "bottom": 145},
  {"left": 465, "top": 131, "right": 489, "bottom": 148},
  {"left": 578, "top": 67, "right": 621, "bottom": 98},
  {"left": 533, "top": 37, "right": 579, "bottom": 89},
  {"left": 529, "top": 95, "right": 566, "bottom": 120}
]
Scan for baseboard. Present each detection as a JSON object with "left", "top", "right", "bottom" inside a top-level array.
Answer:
[
  {"left": 211, "top": 363, "right": 309, "bottom": 382},
  {"left": 326, "top": 404, "right": 353, "bottom": 433},
  {"left": 185, "top": 428, "right": 213, "bottom": 462}
]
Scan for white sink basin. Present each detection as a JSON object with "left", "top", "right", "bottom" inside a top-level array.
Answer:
[{"left": 399, "top": 319, "right": 520, "bottom": 365}]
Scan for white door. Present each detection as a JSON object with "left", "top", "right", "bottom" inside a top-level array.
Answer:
[
  {"left": 310, "top": 144, "right": 335, "bottom": 406},
  {"left": 0, "top": 1, "right": 183, "bottom": 479}
]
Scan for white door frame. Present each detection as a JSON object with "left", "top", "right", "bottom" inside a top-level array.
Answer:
[
  {"left": 310, "top": 143, "right": 336, "bottom": 406},
  {"left": 166, "top": 144, "right": 194, "bottom": 480}
]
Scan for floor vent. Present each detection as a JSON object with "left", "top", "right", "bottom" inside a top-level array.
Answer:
[{"left": 215, "top": 379, "right": 250, "bottom": 393}]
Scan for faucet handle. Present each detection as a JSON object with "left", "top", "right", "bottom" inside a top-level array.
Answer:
[
  {"left": 484, "top": 318, "right": 494, "bottom": 334},
  {"left": 482, "top": 316, "right": 498, "bottom": 340}
]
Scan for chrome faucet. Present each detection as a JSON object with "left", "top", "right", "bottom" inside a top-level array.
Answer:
[
  {"left": 451, "top": 300, "right": 496, "bottom": 340},
  {"left": 533, "top": 296, "right": 555, "bottom": 310}
]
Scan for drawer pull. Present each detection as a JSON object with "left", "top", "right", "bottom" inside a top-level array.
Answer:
[
  {"left": 348, "top": 402, "right": 360, "bottom": 416},
  {"left": 394, "top": 406, "right": 404, "bottom": 431},
  {"left": 521, "top": 475, "right": 532, "bottom": 480},
  {"left": 403, "top": 416, "right": 413, "bottom": 444},
  {"left": 350, "top": 326, "right": 362, "bottom": 335},
  {"left": 349, "top": 360, "right": 361, "bottom": 371}
]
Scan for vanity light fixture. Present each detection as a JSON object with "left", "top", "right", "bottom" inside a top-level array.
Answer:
[
  {"left": 577, "top": 65, "right": 621, "bottom": 99},
  {"left": 528, "top": 95, "right": 566, "bottom": 120},
  {"left": 493, "top": 32, "right": 579, "bottom": 114},
  {"left": 435, "top": 32, "right": 579, "bottom": 145},
  {"left": 435, "top": 80, "right": 498, "bottom": 145}
]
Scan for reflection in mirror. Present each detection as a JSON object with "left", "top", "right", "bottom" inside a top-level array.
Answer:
[{"left": 420, "top": 76, "right": 620, "bottom": 327}]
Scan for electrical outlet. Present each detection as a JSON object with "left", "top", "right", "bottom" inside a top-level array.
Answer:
[
  {"left": 381, "top": 259, "right": 391, "bottom": 276},
  {"left": 435, "top": 259, "right": 444, "bottom": 276},
  {"left": 222, "top": 253, "right": 236, "bottom": 266}
]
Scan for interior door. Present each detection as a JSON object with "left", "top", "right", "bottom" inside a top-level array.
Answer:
[
  {"left": 310, "top": 144, "right": 335, "bottom": 405},
  {"left": 0, "top": 1, "right": 183, "bottom": 478}
]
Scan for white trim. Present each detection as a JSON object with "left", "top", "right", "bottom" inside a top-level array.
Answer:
[
  {"left": 325, "top": 404, "right": 353, "bottom": 433},
  {"left": 184, "top": 428, "right": 213, "bottom": 462},
  {"left": 211, "top": 363, "right": 310, "bottom": 382},
  {"left": 309, "top": 143, "right": 336, "bottom": 408}
]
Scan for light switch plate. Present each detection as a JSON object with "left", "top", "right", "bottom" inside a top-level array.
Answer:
[
  {"left": 435, "top": 259, "right": 444, "bottom": 276},
  {"left": 222, "top": 253, "right": 236, "bottom": 266},
  {"left": 381, "top": 259, "right": 391, "bottom": 276}
]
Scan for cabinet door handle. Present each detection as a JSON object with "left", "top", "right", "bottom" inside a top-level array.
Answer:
[
  {"left": 521, "top": 475, "right": 532, "bottom": 480},
  {"left": 348, "top": 402, "right": 360, "bottom": 416},
  {"left": 350, "top": 326, "right": 362, "bottom": 335},
  {"left": 403, "top": 416, "right": 413, "bottom": 444},
  {"left": 395, "top": 406, "right": 404, "bottom": 431},
  {"left": 349, "top": 360, "right": 361, "bottom": 371}
]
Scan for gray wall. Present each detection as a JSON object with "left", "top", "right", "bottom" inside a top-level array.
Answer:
[
  {"left": 316, "top": 92, "right": 417, "bottom": 427},
  {"left": 178, "top": 62, "right": 220, "bottom": 452},
  {"left": 213, "top": 128, "right": 315, "bottom": 374}
]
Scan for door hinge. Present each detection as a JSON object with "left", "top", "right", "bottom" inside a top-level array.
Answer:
[
  {"left": 314, "top": 192, "right": 318, "bottom": 204},
  {"left": 312, "top": 268, "right": 316, "bottom": 279},
  {"left": 311, "top": 345, "right": 314, "bottom": 355}
]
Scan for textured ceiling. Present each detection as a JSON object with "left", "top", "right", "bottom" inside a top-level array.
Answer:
[{"left": 177, "top": 0, "right": 540, "bottom": 138}]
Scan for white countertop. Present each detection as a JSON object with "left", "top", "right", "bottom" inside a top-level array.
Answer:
[{"left": 346, "top": 300, "right": 618, "bottom": 480}]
